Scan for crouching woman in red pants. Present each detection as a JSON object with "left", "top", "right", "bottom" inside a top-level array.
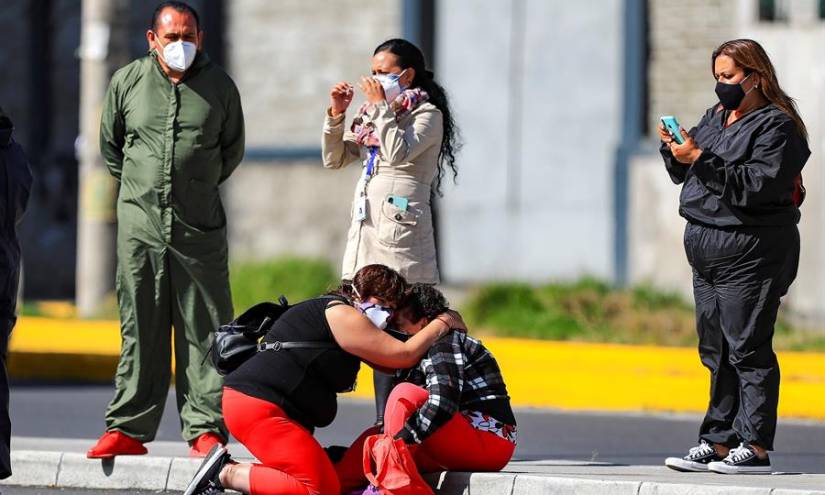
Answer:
[
  {"left": 183, "top": 265, "right": 465, "bottom": 495},
  {"left": 335, "top": 284, "right": 517, "bottom": 492}
]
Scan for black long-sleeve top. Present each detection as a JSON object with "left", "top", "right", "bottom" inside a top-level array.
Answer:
[{"left": 661, "top": 103, "right": 810, "bottom": 227}]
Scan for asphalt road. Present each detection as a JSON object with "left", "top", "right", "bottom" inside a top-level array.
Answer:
[{"left": 9, "top": 384, "right": 825, "bottom": 473}]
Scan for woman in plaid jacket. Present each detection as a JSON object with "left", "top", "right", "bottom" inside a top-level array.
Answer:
[{"left": 336, "top": 284, "right": 517, "bottom": 491}]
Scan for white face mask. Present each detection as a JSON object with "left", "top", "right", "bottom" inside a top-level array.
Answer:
[
  {"left": 358, "top": 302, "right": 393, "bottom": 330},
  {"left": 350, "top": 284, "right": 394, "bottom": 330},
  {"left": 155, "top": 35, "right": 197, "bottom": 72},
  {"left": 373, "top": 70, "right": 407, "bottom": 102}
]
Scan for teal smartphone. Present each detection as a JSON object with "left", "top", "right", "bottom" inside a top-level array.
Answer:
[
  {"left": 387, "top": 195, "right": 409, "bottom": 211},
  {"left": 660, "top": 116, "right": 685, "bottom": 145}
]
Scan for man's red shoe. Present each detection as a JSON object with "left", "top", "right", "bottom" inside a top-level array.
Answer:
[
  {"left": 189, "top": 432, "right": 226, "bottom": 457},
  {"left": 86, "top": 431, "right": 148, "bottom": 459}
]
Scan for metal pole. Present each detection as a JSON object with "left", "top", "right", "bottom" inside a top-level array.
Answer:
[
  {"left": 76, "top": 0, "right": 126, "bottom": 317},
  {"left": 614, "top": 0, "right": 647, "bottom": 286}
]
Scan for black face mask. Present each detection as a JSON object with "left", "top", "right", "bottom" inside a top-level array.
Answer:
[{"left": 715, "top": 74, "right": 752, "bottom": 110}]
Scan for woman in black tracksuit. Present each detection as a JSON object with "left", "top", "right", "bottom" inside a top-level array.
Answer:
[{"left": 659, "top": 39, "right": 809, "bottom": 475}]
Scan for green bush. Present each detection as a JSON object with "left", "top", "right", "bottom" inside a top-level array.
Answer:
[
  {"left": 461, "top": 283, "right": 585, "bottom": 340},
  {"left": 459, "top": 278, "right": 824, "bottom": 350},
  {"left": 230, "top": 257, "right": 339, "bottom": 313},
  {"left": 462, "top": 279, "right": 698, "bottom": 346}
]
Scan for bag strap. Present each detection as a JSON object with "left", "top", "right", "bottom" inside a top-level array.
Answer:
[
  {"left": 362, "top": 434, "right": 381, "bottom": 488},
  {"left": 255, "top": 295, "right": 346, "bottom": 352},
  {"left": 256, "top": 340, "right": 337, "bottom": 352}
]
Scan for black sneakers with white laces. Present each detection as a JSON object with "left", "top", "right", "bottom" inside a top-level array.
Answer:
[
  {"left": 183, "top": 444, "right": 231, "bottom": 495},
  {"left": 708, "top": 443, "right": 772, "bottom": 474},
  {"left": 664, "top": 440, "right": 724, "bottom": 472}
]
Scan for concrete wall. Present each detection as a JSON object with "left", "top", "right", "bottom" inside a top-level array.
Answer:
[
  {"left": 226, "top": 0, "right": 401, "bottom": 147},
  {"left": 647, "top": 0, "right": 736, "bottom": 134},
  {"left": 435, "top": 0, "right": 623, "bottom": 283},
  {"left": 627, "top": 151, "right": 693, "bottom": 301},
  {"left": 222, "top": 161, "right": 359, "bottom": 270},
  {"left": 222, "top": 0, "right": 402, "bottom": 274}
]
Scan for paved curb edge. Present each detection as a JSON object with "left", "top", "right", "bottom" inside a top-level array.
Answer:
[{"left": 1, "top": 451, "right": 823, "bottom": 495}]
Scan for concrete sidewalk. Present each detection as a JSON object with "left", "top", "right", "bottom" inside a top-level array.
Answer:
[{"left": 1, "top": 437, "right": 824, "bottom": 494}]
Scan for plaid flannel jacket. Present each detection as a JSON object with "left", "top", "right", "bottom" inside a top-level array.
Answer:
[{"left": 396, "top": 330, "right": 512, "bottom": 444}]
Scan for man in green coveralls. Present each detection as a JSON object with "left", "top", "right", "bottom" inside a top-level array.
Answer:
[{"left": 87, "top": 1, "right": 244, "bottom": 458}]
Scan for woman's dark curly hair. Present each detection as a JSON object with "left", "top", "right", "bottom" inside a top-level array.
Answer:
[
  {"left": 399, "top": 283, "right": 449, "bottom": 323},
  {"left": 374, "top": 38, "right": 461, "bottom": 196}
]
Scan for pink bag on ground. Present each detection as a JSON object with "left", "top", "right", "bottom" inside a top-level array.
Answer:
[{"left": 362, "top": 433, "right": 434, "bottom": 495}]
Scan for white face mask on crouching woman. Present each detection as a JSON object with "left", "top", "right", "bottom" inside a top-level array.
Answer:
[
  {"left": 358, "top": 302, "right": 393, "bottom": 330},
  {"left": 351, "top": 285, "right": 393, "bottom": 329}
]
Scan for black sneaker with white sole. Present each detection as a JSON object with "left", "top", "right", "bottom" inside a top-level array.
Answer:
[
  {"left": 708, "top": 443, "right": 771, "bottom": 474},
  {"left": 664, "top": 440, "right": 724, "bottom": 472},
  {"left": 183, "top": 444, "right": 230, "bottom": 495}
]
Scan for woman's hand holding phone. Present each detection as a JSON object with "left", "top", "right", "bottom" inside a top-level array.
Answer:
[
  {"left": 659, "top": 117, "right": 702, "bottom": 165},
  {"left": 669, "top": 128, "right": 703, "bottom": 165},
  {"left": 657, "top": 122, "right": 675, "bottom": 144}
]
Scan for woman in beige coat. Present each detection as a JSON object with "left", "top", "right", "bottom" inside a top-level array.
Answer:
[{"left": 322, "top": 38, "right": 460, "bottom": 425}]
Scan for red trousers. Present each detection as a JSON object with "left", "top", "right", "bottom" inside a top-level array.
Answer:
[
  {"left": 222, "top": 387, "right": 340, "bottom": 495},
  {"left": 336, "top": 383, "right": 515, "bottom": 493}
]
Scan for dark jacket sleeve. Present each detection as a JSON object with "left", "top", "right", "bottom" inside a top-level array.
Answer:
[
  {"left": 660, "top": 145, "right": 687, "bottom": 184},
  {"left": 660, "top": 110, "right": 711, "bottom": 185},
  {"left": 11, "top": 143, "right": 33, "bottom": 224},
  {"left": 99, "top": 75, "right": 126, "bottom": 181},
  {"left": 395, "top": 335, "right": 464, "bottom": 444},
  {"left": 690, "top": 118, "right": 809, "bottom": 208},
  {"left": 218, "top": 82, "right": 245, "bottom": 184}
]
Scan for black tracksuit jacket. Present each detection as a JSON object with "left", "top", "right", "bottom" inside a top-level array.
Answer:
[{"left": 661, "top": 103, "right": 809, "bottom": 227}]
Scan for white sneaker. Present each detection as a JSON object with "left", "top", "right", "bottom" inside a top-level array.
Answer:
[
  {"left": 708, "top": 443, "right": 771, "bottom": 474},
  {"left": 665, "top": 440, "right": 724, "bottom": 472}
]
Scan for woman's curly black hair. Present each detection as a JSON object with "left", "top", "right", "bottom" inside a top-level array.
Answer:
[
  {"left": 374, "top": 38, "right": 461, "bottom": 196},
  {"left": 399, "top": 283, "right": 449, "bottom": 323}
]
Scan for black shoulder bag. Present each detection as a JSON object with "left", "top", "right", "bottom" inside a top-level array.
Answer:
[{"left": 209, "top": 295, "right": 339, "bottom": 376}]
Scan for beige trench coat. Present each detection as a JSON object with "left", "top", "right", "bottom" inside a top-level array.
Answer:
[{"left": 322, "top": 100, "right": 443, "bottom": 284}]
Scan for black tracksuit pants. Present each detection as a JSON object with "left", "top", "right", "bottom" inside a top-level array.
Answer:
[{"left": 684, "top": 222, "right": 799, "bottom": 451}]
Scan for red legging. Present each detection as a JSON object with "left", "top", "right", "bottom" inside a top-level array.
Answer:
[
  {"left": 336, "top": 383, "right": 515, "bottom": 493},
  {"left": 222, "top": 387, "right": 340, "bottom": 495}
]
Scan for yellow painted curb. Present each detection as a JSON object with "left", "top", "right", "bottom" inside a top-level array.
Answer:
[{"left": 9, "top": 317, "right": 825, "bottom": 420}]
